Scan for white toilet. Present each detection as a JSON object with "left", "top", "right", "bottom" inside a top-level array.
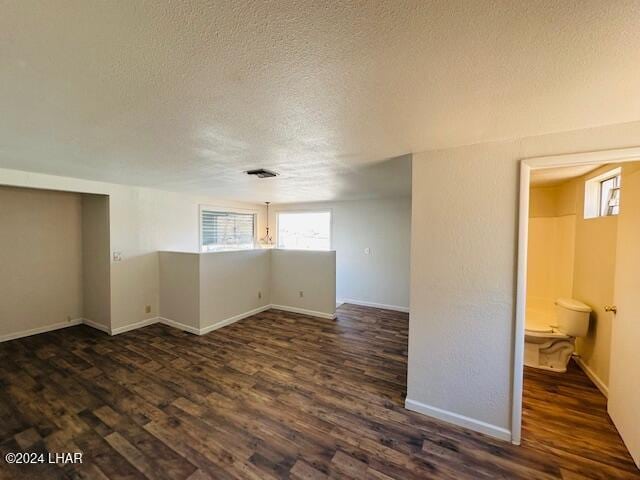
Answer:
[{"left": 524, "top": 298, "right": 591, "bottom": 372}]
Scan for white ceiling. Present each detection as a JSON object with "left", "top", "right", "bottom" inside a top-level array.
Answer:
[
  {"left": 530, "top": 164, "right": 603, "bottom": 186},
  {"left": 2, "top": 1, "right": 640, "bottom": 203}
]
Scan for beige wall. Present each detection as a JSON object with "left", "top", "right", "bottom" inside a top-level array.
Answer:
[
  {"left": 159, "top": 249, "right": 335, "bottom": 331},
  {"left": 527, "top": 183, "right": 577, "bottom": 314},
  {"left": 199, "top": 250, "right": 271, "bottom": 329},
  {"left": 408, "top": 120, "right": 640, "bottom": 437},
  {"left": 0, "top": 186, "right": 83, "bottom": 339},
  {"left": 0, "top": 167, "right": 267, "bottom": 332},
  {"left": 159, "top": 252, "right": 200, "bottom": 329},
  {"left": 270, "top": 197, "right": 411, "bottom": 310},
  {"left": 81, "top": 194, "right": 111, "bottom": 328},
  {"left": 270, "top": 249, "right": 337, "bottom": 316},
  {"left": 571, "top": 166, "right": 620, "bottom": 388}
]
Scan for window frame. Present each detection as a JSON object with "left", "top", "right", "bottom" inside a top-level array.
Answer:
[
  {"left": 583, "top": 167, "right": 622, "bottom": 219},
  {"left": 599, "top": 174, "right": 620, "bottom": 217},
  {"left": 275, "top": 209, "right": 333, "bottom": 251},
  {"left": 199, "top": 205, "right": 258, "bottom": 252}
]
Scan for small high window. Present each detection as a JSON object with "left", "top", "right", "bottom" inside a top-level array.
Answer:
[
  {"left": 584, "top": 167, "right": 622, "bottom": 219},
  {"left": 277, "top": 211, "right": 331, "bottom": 251}
]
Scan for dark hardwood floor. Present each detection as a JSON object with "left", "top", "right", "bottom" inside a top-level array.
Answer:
[{"left": 0, "top": 304, "right": 638, "bottom": 479}]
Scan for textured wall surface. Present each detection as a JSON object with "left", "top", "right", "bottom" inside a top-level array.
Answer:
[
  {"left": 0, "top": 167, "right": 266, "bottom": 332},
  {"left": 271, "top": 197, "right": 411, "bottom": 310},
  {"left": 199, "top": 250, "right": 271, "bottom": 329},
  {"left": 270, "top": 250, "right": 337, "bottom": 315},
  {"left": 0, "top": 187, "right": 83, "bottom": 337},
  {"left": 81, "top": 194, "right": 111, "bottom": 329},
  {"left": 409, "top": 120, "right": 640, "bottom": 435}
]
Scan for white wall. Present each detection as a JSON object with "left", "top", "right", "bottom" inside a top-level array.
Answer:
[
  {"left": 199, "top": 250, "right": 271, "bottom": 329},
  {"left": 158, "top": 249, "right": 335, "bottom": 331},
  {"left": 270, "top": 249, "right": 336, "bottom": 317},
  {"left": 158, "top": 252, "right": 201, "bottom": 330},
  {"left": 81, "top": 194, "right": 111, "bottom": 329},
  {"left": 271, "top": 197, "right": 411, "bottom": 311},
  {"left": 0, "top": 186, "right": 83, "bottom": 339},
  {"left": 408, "top": 120, "right": 640, "bottom": 440},
  {"left": 0, "top": 167, "right": 267, "bottom": 332}
]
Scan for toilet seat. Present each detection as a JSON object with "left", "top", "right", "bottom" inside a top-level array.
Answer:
[{"left": 525, "top": 317, "right": 569, "bottom": 339}]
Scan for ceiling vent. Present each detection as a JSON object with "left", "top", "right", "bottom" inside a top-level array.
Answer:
[{"left": 246, "top": 168, "right": 278, "bottom": 178}]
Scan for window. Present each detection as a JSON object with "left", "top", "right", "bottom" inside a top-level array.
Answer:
[
  {"left": 200, "top": 208, "right": 256, "bottom": 251},
  {"left": 277, "top": 211, "right": 331, "bottom": 250},
  {"left": 584, "top": 167, "right": 622, "bottom": 219},
  {"left": 599, "top": 174, "right": 620, "bottom": 216}
]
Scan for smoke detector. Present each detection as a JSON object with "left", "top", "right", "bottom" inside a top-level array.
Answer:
[{"left": 246, "top": 168, "right": 278, "bottom": 178}]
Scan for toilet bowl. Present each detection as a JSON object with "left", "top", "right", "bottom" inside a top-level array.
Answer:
[{"left": 524, "top": 298, "right": 591, "bottom": 372}]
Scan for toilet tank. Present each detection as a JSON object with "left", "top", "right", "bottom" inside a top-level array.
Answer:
[{"left": 555, "top": 298, "right": 591, "bottom": 337}]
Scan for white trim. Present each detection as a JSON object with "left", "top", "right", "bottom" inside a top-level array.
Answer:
[
  {"left": 574, "top": 357, "right": 609, "bottom": 398},
  {"left": 513, "top": 146, "right": 640, "bottom": 445},
  {"left": 82, "top": 318, "right": 111, "bottom": 334},
  {"left": 158, "top": 316, "right": 200, "bottom": 335},
  {"left": 405, "top": 398, "right": 511, "bottom": 442},
  {"left": 0, "top": 303, "right": 338, "bottom": 343},
  {"left": 270, "top": 304, "right": 337, "bottom": 320},
  {"left": 111, "top": 317, "right": 158, "bottom": 335},
  {"left": 337, "top": 298, "right": 409, "bottom": 313},
  {"left": 0, "top": 318, "right": 83, "bottom": 343},
  {"left": 199, "top": 305, "right": 272, "bottom": 335},
  {"left": 511, "top": 161, "right": 530, "bottom": 445}
]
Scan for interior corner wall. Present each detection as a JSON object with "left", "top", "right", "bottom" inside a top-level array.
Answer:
[
  {"left": 408, "top": 120, "right": 640, "bottom": 438},
  {"left": 270, "top": 197, "right": 411, "bottom": 311},
  {"left": 0, "top": 167, "right": 267, "bottom": 333},
  {"left": 0, "top": 186, "right": 83, "bottom": 339},
  {"left": 81, "top": 194, "right": 111, "bottom": 329}
]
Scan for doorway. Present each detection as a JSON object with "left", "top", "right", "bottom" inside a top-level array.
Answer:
[{"left": 512, "top": 147, "right": 640, "bottom": 471}]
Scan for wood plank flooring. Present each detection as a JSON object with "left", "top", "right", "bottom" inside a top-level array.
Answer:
[{"left": 0, "top": 304, "right": 638, "bottom": 479}]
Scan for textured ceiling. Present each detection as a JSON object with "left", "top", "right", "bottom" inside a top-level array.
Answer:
[{"left": 2, "top": 1, "right": 640, "bottom": 202}]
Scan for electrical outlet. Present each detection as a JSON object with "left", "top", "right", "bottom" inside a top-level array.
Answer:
[
  {"left": 364, "top": 247, "right": 371, "bottom": 255},
  {"left": 258, "top": 291, "right": 262, "bottom": 299},
  {"left": 112, "top": 251, "right": 123, "bottom": 262},
  {"left": 145, "top": 305, "right": 151, "bottom": 314},
  {"left": 299, "top": 291, "right": 304, "bottom": 298},
  {"left": 66, "top": 315, "right": 72, "bottom": 322}
]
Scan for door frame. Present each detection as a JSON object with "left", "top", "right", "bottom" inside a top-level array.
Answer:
[{"left": 511, "top": 146, "right": 640, "bottom": 445}]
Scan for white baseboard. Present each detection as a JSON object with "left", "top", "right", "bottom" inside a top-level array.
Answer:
[
  {"left": 0, "top": 318, "right": 83, "bottom": 343},
  {"left": 199, "top": 305, "right": 272, "bottom": 335},
  {"left": 270, "top": 304, "right": 336, "bottom": 320},
  {"left": 1, "top": 303, "right": 335, "bottom": 342},
  {"left": 158, "top": 317, "right": 200, "bottom": 335},
  {"left": 337, "top": 298, "right": 409, "bottom": 313},
  {"left": 574, "top": 357, "right": 609, "bottom": 398},
  {"left": 405, "top": 398, "right": 512, "bottom": 442},
  {"left": 110, "top": 317, "right": 159, "bottom": 335},
  {"left": 82, "top": 318, "right": 111, "bottom": 334}
]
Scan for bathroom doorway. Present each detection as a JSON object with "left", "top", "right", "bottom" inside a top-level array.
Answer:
[{"left": 512, "top": 148, "right": 640, "bottom": 472}]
